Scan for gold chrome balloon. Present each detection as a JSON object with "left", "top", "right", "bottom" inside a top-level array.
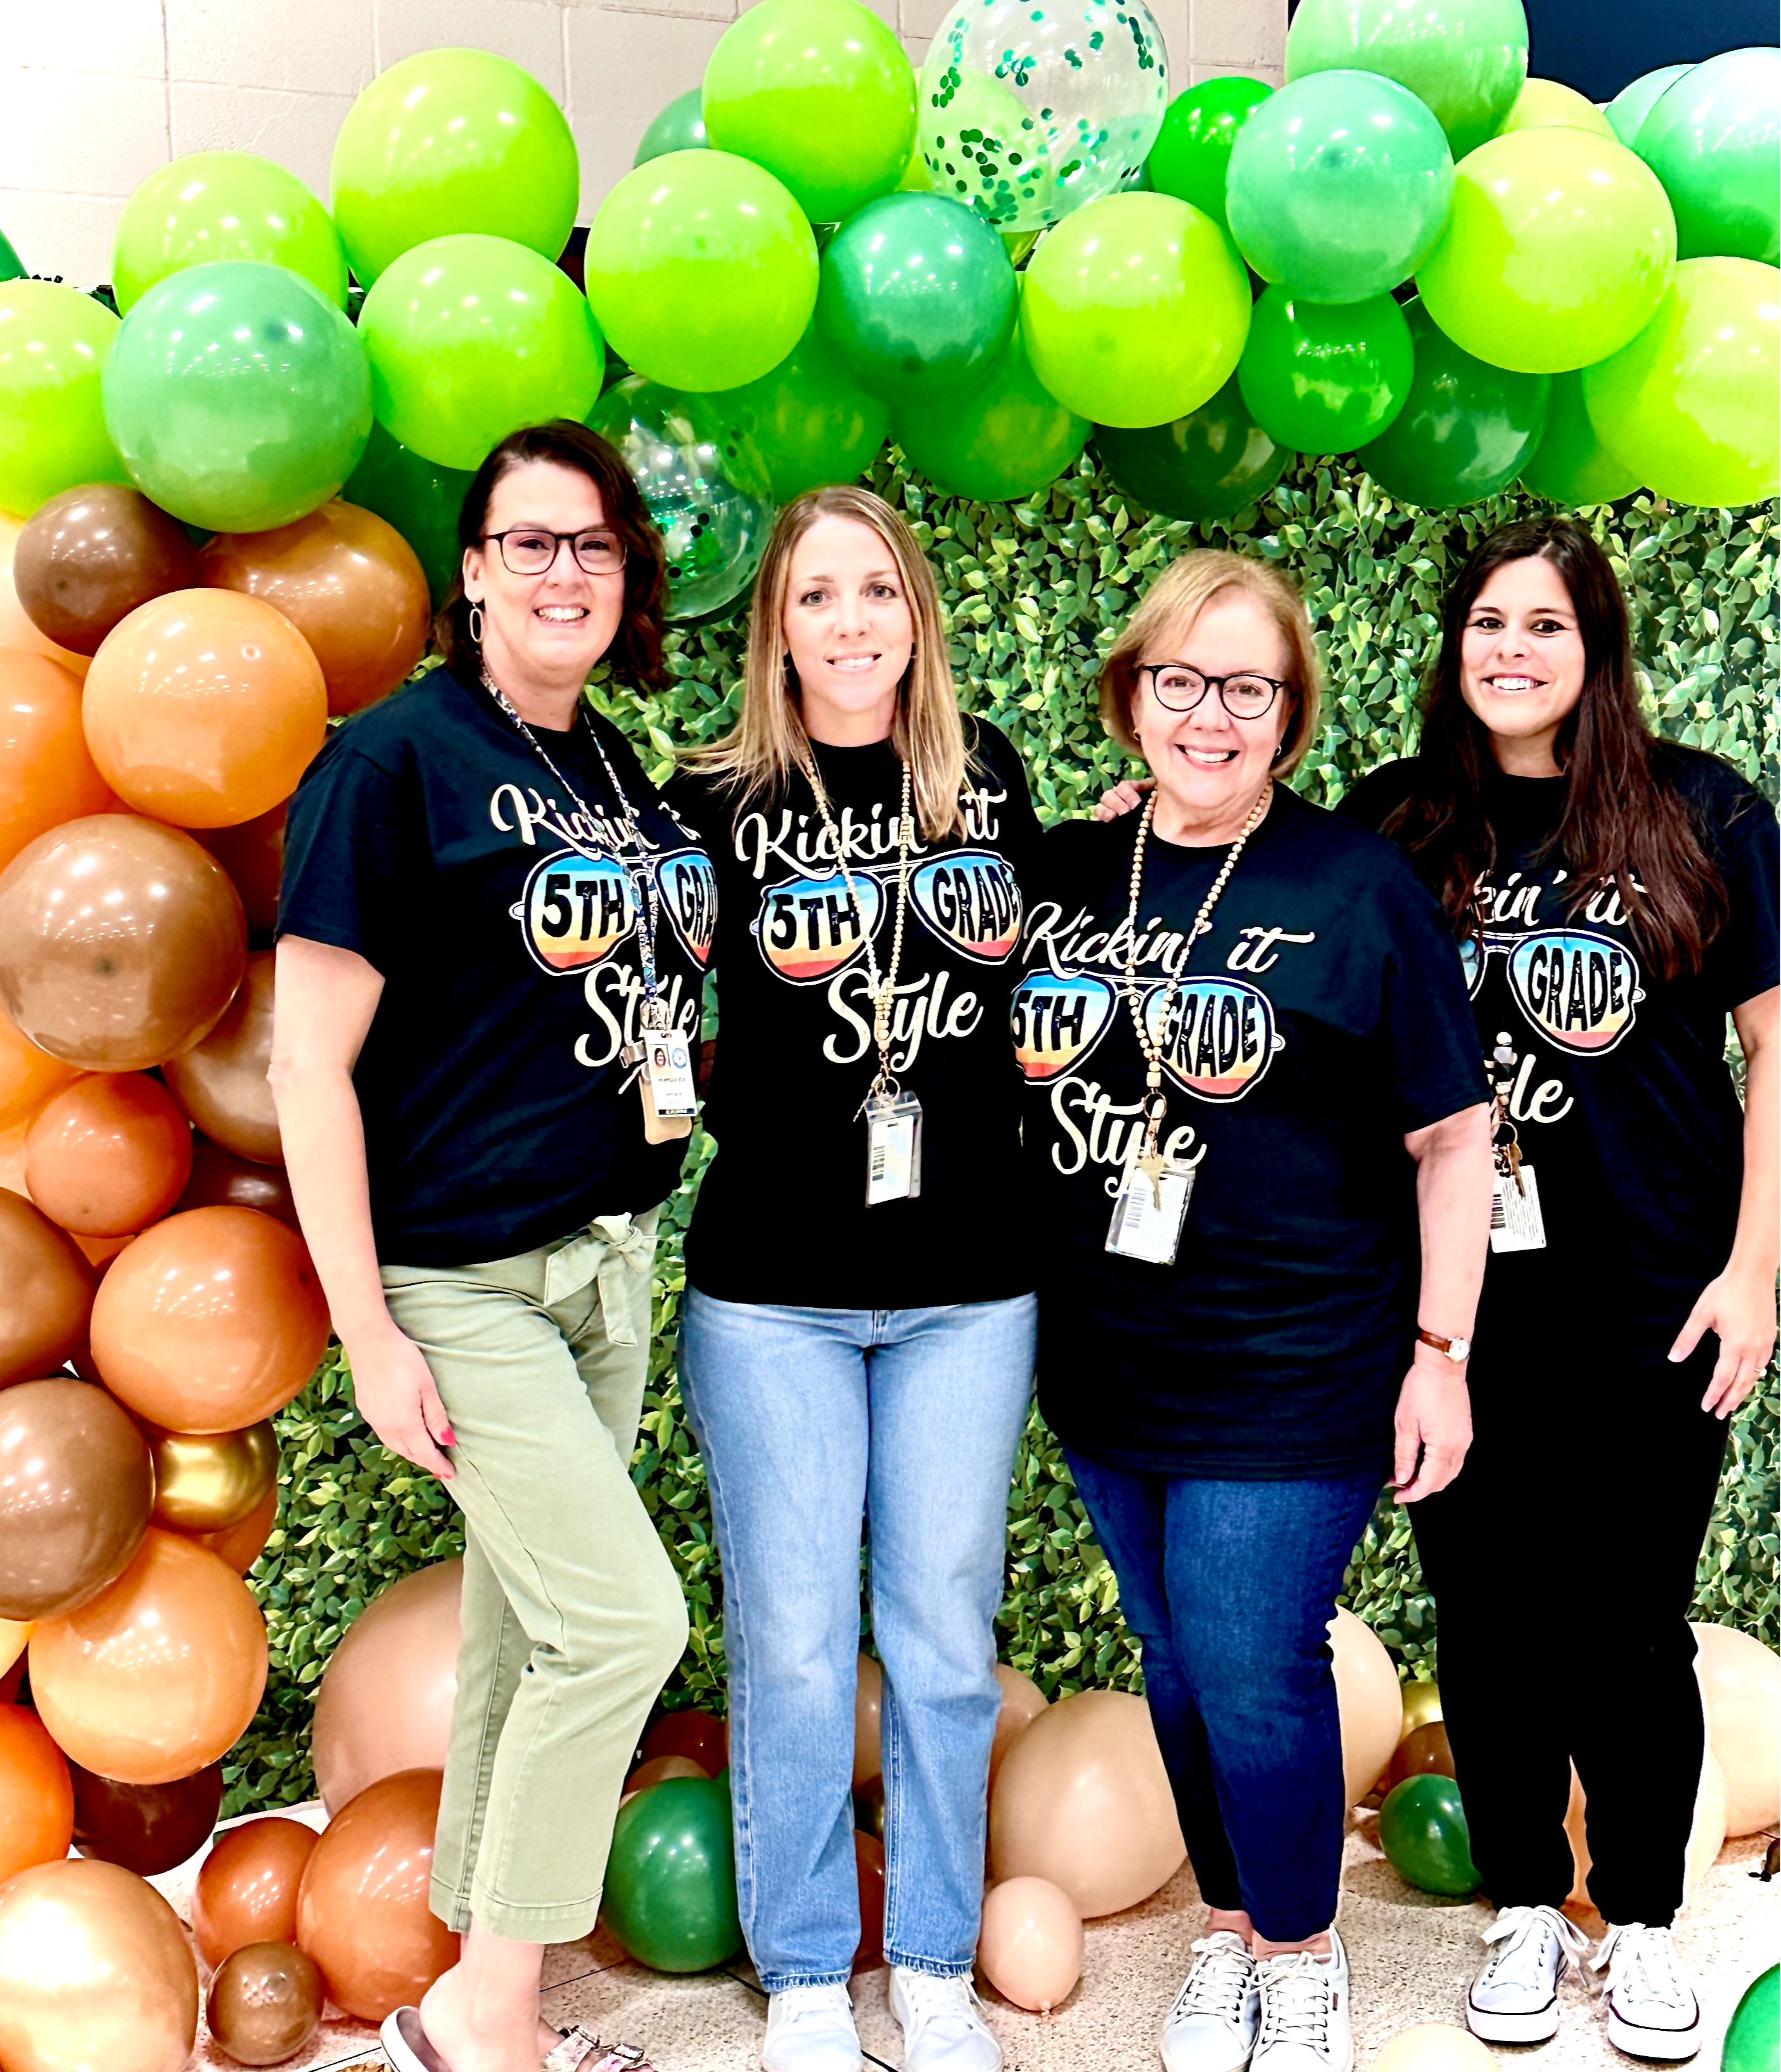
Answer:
[
  {"left": 148, "top": 1419, "right": 278, "bottom": 1533},
  {"left": 1400, "top": 1679, "right": 1445, "bottom": 1742}
]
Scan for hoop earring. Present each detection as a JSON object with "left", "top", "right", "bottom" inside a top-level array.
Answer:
[
  {"left": 468, "top": 603, "right": 485, "bottom": 646},
  {"left": 1271, "top": 736, "right": 1289, "bottom": 764}
]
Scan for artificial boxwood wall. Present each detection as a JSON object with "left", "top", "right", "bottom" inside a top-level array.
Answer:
[{"left": 223, "top": 454, "right": 1780, "bottom": 1817}]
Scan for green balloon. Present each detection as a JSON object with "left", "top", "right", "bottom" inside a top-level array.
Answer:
[
  {"left": 1721, "top": 1964, "right": 1778, "bottom": 2072},
  {"left": 722, "top": 322, "right": 888, "bottom": 501},
  {"left": 1634, "top": 48, "right": 1781, "bottom": 266},
  {"left": 892, "top": 324, "right": 1088, "bottom": 501},
  {"left": 343, "top": 419, "right": 476, "bottom": 608},
  {"left": 1285, "top": 0, "right": 1529, "bottom": 161},
  {"left": 600, "top": 1777, "right": 744, "bottom": 1973},
  {"left": 1237, "top": 285, "right": 1413, "bottom": 454},
  {"left": 112, "top": 152, "right": 348, "bottom": 314},
  {"left": 1147, "top": 77, "right": 1274, "bottom": 235},
  {"left": 1021, "top": 192, "right": 1250, "bottom": 428},
  {"left": 635, "top": 89, "right": 707, "bottom": 167},
  {"left": 1495, "top": 77, "right": 1615, "bottom": 139},
  {"left": 1094, "top": 370, "right": 1287, "bottom": 521},
  {"left": 1519, "top": 369, "right": 1639, "bottom": 505},
  {"left": 0, "top": 283, "right": 127, "bottom": 518},
  {"left": 1356, "top": 296, "right": 1549, "bottom": 509},
  {"left": 1379, "top": 1774, "right": 1481, "bottom": 1896},
  {"left": 586, "top": 151, "right": 819, "bottom": 394},
  {"left": 1605, "top": 65, "right": 1692, "bottom": 148},
  {"left": 1227, "top": 71, "right": 1455, "bottom": 304},
  {"left": 703, "top": 0, "right": 917, "bottom": 226},
  {"left": 0, "top": 229, "right": 22, "bottom": 284},
  {"left": 1581, "top": 257, "right": 1780, "bottom": 508},
  {"left": 359, "top": 234, "right": 604, "bottom": 473},
  {"left": 817, "top": 193, "right": 1016, "bottom": 403},
  {"left": 330, "top": 49, "right": 580, "bottom": 286}
]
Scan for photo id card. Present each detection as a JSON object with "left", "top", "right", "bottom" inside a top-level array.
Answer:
[
  {"left": 1490, "top": 1161, "right": 1547, "bottom": 1253},
  {"left": 644, "top": 1030, "right": 697, "bottom": 1118},
  {"left": 1106, "top": 1157, "right": 1196, "bottom": 1265},
  {"left": 865, "top": 1089, "right": 923, "bottom": 1206}
]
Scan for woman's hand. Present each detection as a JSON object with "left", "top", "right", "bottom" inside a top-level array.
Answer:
[
  {"left": 1092, "top": 776, "right": 1153, "bottom": 822},
  {"left": 1671, "top": 1267, "right": 1778, "bottom": 1419},
  {"left": 1393, "top": 1349, "right": 1474, "bottom": 1504},
  {"left": 345, "top": 1322, "right": 457, "bottom": 1479}
]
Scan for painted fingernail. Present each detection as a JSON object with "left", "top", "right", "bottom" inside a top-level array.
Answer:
[{"left": 441, "top": 1428, "right": 456, "bottom": 1446}]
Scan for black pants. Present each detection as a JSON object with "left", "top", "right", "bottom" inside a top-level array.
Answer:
[{"left": 1410, "top": 1334, "right": 1728, "bottom": 1928}]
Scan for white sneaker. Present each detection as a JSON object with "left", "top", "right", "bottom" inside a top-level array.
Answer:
[
  {"left": 1467, "top": 1904, "right": 1592, "bottom": 2042},
  {"left": 1161, "top": 1931, "right": 1261, "bottom": 2072},
  {"left": 1592, "top": 1924, "right": 1702, "bottom": 2062},
  {"left": 1251, "top": 1929, "right": 1353, "bottom": 2072},
  {"left": 889, "top": 1965, "right": 1003, "bottom": 2072},
  {"left": 762, "top": 1981, "right": 862, "bottom": 2072}
]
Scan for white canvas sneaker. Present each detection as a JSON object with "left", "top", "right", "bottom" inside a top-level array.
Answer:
[
  {"left": 1467, "top": 1904, "right": 1592, "bottom": 2042},
  {"left": 888, "top": 1966, "right": 1003, "bottom": 2072},
  {"left": 1251, "top": 1929, "right": 1353, "bottom": 2072},
  {"left": 1161, "top": 1931, "right": 1261, "bottom": 2072},
  {"left": 1592, "top": 1924, "right": 1702, "bottom": 2061},
  {"left": 762, "top": 1981, "right": 863, "bottom": 2072}
]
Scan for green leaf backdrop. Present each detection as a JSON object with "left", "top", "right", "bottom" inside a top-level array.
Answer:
[{"left": 222, "top": 454, "right": 1779, "bottom": 1817}]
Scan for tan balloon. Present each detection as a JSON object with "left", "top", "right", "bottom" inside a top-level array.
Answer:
[
  {"left": 978, "top": 1875, "right": 1084, "bottom": 2013},
  {"left": 162, "top": 949, "right": 279, "bottom": 1163},
  {"left": 855, "top": 1651, "right": 883, "bottom": 1788},
  {"left": 205, "top": 1940, "right": 324, "bottom": 2068},
  {"left": 1566, "top": 1752, "right": 1727, "bottom": 1910},
  {"left": 1690, "top": 1620, "right": 1780, "bottom": 1837},
  {"left": 1370, "top": 2023, "right": 1501, "bottom": 2072},
  {"left": 1329, "top": 1606, "right": 1403, "bottom": 1809},
  {"left": 0, "top": 1618, "right": 30, "bottom": 1675},
  {"left": 25, "top": 1071, "right": 194, "bottom": 1235},
  {"left": 989, "top": 1688, "right": 1185, "bottom": 1917},
  {"left": 0, "top": 1186, "right": 96, "bottom": 1386},
  {"left": 148, "top": 1419, "right": 278, "bottom": 1533},
  {"left": 313, "top": 1557, "right": 462, "bottom": 1813},
  {"left": 0, "top": 515, "right": 91, "bottom": 677},
  {"left": 192, "top": 1815, "right": 319, "bottom": 1968},
  {"left": 990, "top": 1662, "right": 1050, "bottom": 1788},
  {"left": 193, "top": 805, "right": 286, "bottom": 936}
]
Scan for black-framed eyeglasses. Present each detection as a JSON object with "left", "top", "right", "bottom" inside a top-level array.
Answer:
[
  {"left": 482, "top": 528, "right": 627, "bottom": 577},
  {"left": 1137, "top": 663, "right": 1289, "bottom": 720}
]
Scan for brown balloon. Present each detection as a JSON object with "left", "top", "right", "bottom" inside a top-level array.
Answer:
[
  {"left": 162, "top": 950, "right": 279, "bottom": 1163},
  {"left": 620, "top": 1753, "right": 706, "bottom": 1804},
  {"left": 0, "top": 1376, "right": 152, "bottom": 1620},
  {"left": 855, "top": 1652, "right": 883, "bottom": 1787},
  {"left": 0, "top": 814, "right": 246, "bottom": 1071},
  {"left": 25, "top": 1071, "right": 194, "bottom": 1234},
  {"left": 0, "top": 1856, "right": 200, "bottom": 2072},
  {"left": 200, "top": 501, "right": 430, "bottom": 717},
  {"left": 193, "top": 1816, "right": 320, "bottom": 1968},
  {"left": 70, "top": 1756, "right": 224, "bottom": 1876},
  {"left": 195, "top": 805, "right": 286, "bottom": 937},
  {"left": 186, "top": 1482, "right": 280, "bottom": 1576},
  {"left": 295, "top": 1767, "right": 459, "bottom": 2022},
  {"left": 0, "top": 648, "right": 117, "bottom": 876},
  {"left": 0, "top": 515, "right": 92, "bottom": 676},
  {"left": 176, "top": 1134, "right": 300, "bottom": 1229},
  {"left": 853, "top": 1829, "right": 886, "bottom": 1972},
  {"left": 853, "top": 1774, "right": 887, "bottom": 1841},
  {"left": 639, "top": 1708, "right": 729, "bottom": 1779},
  {"left": 0, "top": 1188, "right": 96, "bottom": 1387},
  {"left": 14, "top": 484, "right": 200, "bottom": 655},
  {"left": 1388, "top": 1720, "right": 1458, "bottom": 1791},
  {"left": 207, "top": 1940, "right": 324, "bottom": 2067},
  {"left": 313, "top": 1558, "right": 461, "bottom": 1814},
  {"left": 148, "top": 1419, "right": 278, "bottom": 1533}
]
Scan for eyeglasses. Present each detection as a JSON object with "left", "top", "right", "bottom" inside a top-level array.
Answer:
[
  {"left": 482, "top": 528, "right": 627, "bottom": 577},
  {"left": 1137, "top": 664, "right": 1289, "bottom": 720}
]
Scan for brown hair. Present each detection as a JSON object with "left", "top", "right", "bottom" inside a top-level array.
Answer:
[
  {"left": 1381, "top": 516, "right": 1730, "bottom": 980},
  {"left": 1099, "top": 549, "right": 1324, "bottom": 778},
  {"left": 435, "top": 419, "right": 670, "bottom": 690}
]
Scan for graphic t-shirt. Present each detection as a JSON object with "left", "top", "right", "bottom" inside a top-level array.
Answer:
[
  {"left": 665, "top": 721, "right": 1042, "bottom": 1310},
  {"left": 1341, "top": 749, "right": 1780, "bottom": 1356},
  {"left": 1015, "top": 786, "right": 1488, "bottom": 1480},
  {"left": 278, "top": 662, "right": 715, "bottom": 1266}
]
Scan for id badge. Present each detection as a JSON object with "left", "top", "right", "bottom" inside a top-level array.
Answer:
[
  {"left": 644, "top": 1029, "right": 697, "bottom": 1118},
  {"left": 1106, "top": 1158, "right": 1195, "bottom": 1265},
  {"left": 865, "top": 1089, "right": 923, "bottom": 1206},
  {"left": 1490, "top": 1161, "right": 1547, "bottom": 1253}
]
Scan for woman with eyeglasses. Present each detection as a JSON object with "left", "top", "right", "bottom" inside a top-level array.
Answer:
[
  {"left": 1028, "top": 548, "right": 1492, "bottom": 2072},
  {"left": 272, "top": 421, "right": 713, "bottom": 2072}
]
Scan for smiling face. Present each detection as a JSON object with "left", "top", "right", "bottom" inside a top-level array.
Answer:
[
  {"left": 781, "top": 514, "right": 916, "bottom": 747},
  {"left": 1459, "top": 554, "right": 1587, "bottom": 775}
]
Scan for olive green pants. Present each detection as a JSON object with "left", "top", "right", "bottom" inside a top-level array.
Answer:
[{"left": 381, "top": 1208, "right": 687, "bottom": 1942}]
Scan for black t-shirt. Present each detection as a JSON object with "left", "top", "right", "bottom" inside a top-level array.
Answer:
[
  {"left": 1341, "top": 748, "right": 1780, "bottom": 1355},
  {"left": 665, "top": 722, "right": 1042, "bottom": 1309},
  {"left": 278, "top": 662, "right": 714, "bottom": 1266},
  {"left": 1015, "top": 785, "right": 1488, "bottom": 1480}
]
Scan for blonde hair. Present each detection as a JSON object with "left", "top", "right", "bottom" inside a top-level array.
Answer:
[
  {"left": 1099, "top": 549, "right": 1324, "bottom": 780},
  {"left": 681, "top": 485, "right": 972, "bottom": 840}
]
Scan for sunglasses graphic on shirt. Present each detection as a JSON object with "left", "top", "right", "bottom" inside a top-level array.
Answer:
[
  {"left": 1011, "top": 969, "right": 1280, "bottom": 1101},
  {"left": 754, "top": 852, "right": 1021, "bottom": 983},
  {"left": 1469, "top": 926, "right": 1645, "bottom": 1054},
  {"left": 515, "top": 846, "right": 716, "bottom": 975}
]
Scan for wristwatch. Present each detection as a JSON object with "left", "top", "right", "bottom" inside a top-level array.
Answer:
[{"left": 1417, "top": 1327, "right": 1472, "bottom": 1364}]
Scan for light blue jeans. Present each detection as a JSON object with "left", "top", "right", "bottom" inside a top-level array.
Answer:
[{"left": 678, "top": 1292, "right": 1037, "bottom": 1992}]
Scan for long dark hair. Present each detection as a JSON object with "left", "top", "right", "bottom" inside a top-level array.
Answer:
[
  {"left": 1383, "top": 516, "right": 1729, "bottom": 980},
  {"left": 435, "top": 419, "right": 669, "bottom": 690}
]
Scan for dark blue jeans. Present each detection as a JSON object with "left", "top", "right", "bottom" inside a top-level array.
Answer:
[{"left": 1064, "top": 1450, "right": 1382, "bottom": 1945}]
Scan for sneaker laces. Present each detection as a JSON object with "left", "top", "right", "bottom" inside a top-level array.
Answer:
[
  {"left": 1479, "top": 1905, "right": 1591, "bottom": 1990},
  {"left": 1592, "top": 1925, "right": 1694, "bottom": 2014},
  {"left": 1170, "top": 1935, "right": 1256, "bottom": 2024},
  {"left": 1258, "top": 1952, "right": 1336, "bottom": 2050},
  {"left": 897, "top": 1971, "right": 989, "bottom": 2040},
  {"left": 773, "top": 1983, "right": 855, "bottom": 2030}
]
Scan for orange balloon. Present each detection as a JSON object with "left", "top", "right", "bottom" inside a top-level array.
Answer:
[
  {"left": 0, "top": 516, "right": 91, "bottom": 677},
  {"left": 200, "top": 501, "right": 431, "bottom": 718},
  {"left": 295, "top": 1768, "right": 459, "bottom": 2022},
  {"left": 193, "top": 1816, "right": 320, "bottom": 1968},
  {"left": 25, "top": 1072, "right": 193, "bottom": 1234},
  {"left": 313, "top": 1558, "right": 461, "bottom": 1815},
  {"left": 0, "top": 1702, "right": 75, "bottom": 1883},
  {"left": 0, "top": 1001, "right": 79, "bottom": 1132},
  {"left": 0, "top": 1186, "right": 96, "bottom": 1386},
  {"left": 162, "top": 950, "right": 279, "bottom": 1163},
  {"left": 184, "top": 1481, "right": 279, "bottom": 1575},
  {"left": 29, "top": 1527, "right": 268, "bottom": 1787},
  {"left": 195, "top": 804, "right": 286, "bottom": 936},
  {"left": 89, "top": 1205, "right": 329, "bottom": 1432},
  {"left": 0, "top": 648, "right": 115, "bottom": 875},
  {"left": 990, "top": 1661, "right": 1050, "bottom": 1789},
  {"left": 978, "top": 1874, "right": 1083, "bottom": 2013},
  {"left": 82, "top": 589, "right": 326, "bottom": 829}
]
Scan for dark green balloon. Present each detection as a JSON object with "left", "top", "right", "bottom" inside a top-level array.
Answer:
[
  {"left": 343, "top": 419, "right": 476, "bottom": 609},
  {"left": 1519, "top": 369, "right": 1639, "bottom": 506},
  {"left": 635, "top": 89, "right": 708, "bottom": 167},
  {"left": 1355, "top": 297, "right": 1549, "bottom": 511},
  {"left": 1721, "top": 1964, "right": 1778, "bottom": 2072},
  {"left": 601, "top": 1775, "right": 743, "bottom": 1974},
  {"left": 723, "top": 321, "right": 888, "bottom": 502},
  {"left": 893, "top": 328, "right": 1088, "bottom": 502},
  {"left": 0, "top": 228, "right": 23, "bottom": 284},
  {"left": 1237, "top": 285, "right": 1412, "bottom": 456},
  {"left": 1378, "top": 1774, "right": 1481, "bottom": 1896},
  {"left": 1094, "top": 370, "right": 1287, "bottom": 522},
  {"left": 1147, "top": 77, "right": 1274, "bottom": 234}
]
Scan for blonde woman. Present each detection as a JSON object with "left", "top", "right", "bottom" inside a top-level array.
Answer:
[{"left": 664, "top": 486, "right": 1041, "bottom": 2072}]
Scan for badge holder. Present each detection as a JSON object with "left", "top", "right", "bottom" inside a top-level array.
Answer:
[
  {"left": 864, "top": 1085, "right": 923, "bottom": 1206},
  {"left": 628, "top": 1010, "right": 694, "bottom": 1145},
  {"left": 1106, "top": 1092, "right": 1195, "bottom": 1265}
]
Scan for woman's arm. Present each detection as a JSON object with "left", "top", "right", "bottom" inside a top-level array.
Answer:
[
  {"left": 269, "top": 935, "right": 455, "bottom": 1480},
  {"left": 1394, "top": 1101, "right": 1493, "bottom": 1504},
  {"left": 1671, "top": 983, "right": 1780, "bottom": 1417}
]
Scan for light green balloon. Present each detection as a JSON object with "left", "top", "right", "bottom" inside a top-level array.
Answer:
[
  {"left": 1285, "top": 0, "right": 1528, "bottom": 161},
  {"left": 0, "top": 283, "right": 127, "bottom": 518},
  {"left": 636, "top": 89, "right": 708, "bottom": 167},
  {"left": 1020, "top": 191, "right": 1249, "bottom": 428},
  {"left": 1519, "top": 369, "right": 1639, "bottom": 504},
  {"left": 703, "top": 0, "right": 916, "bottom": 225},
  {"left": 1418, "top": 127, "right": 1675, "bottom": 374},
  {"left": 1582, "top": 257, "right": 1780, "bottom": 508},
  {"left": 112, "top": 152, "right": 348, "bottom": 314},
  {"left": 1634, "top": 48, "right": 1781, "bottom": 265},
  {"left": 359, "top": 234, "right": 605, "bottom": 473},
  {"left": 585, "top": 151, "right": 819, "bottom": 393},
  {"left": 1605, "top": 65, "right": 1691, "bottom": 147},
  {"left": 721, "top": 323, "right": 888, "bottom": 501},
  {"left": 1495, "top": 77, "right": 1614, "bottom": 139},
  {"left": 330, "top": 49, "right": 580, "bottom": 286},
  {"left": 892, "top": 321, "right": 1088, "bottom": 501}
]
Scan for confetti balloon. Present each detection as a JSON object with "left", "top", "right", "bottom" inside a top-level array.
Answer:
[
  {"left": 0, "top": 283, "right": 129, "bottom": 519},
  {"left": 0, "top": 649, "right": 115, "bottom": 876},
  {"left": 13, "top": 484, "right": 198, "bottom": 657},
  {"left": 112, "top": 152, "right": 348, "bottom": 314},
  {"left": 1094, "top": 370, "right": 1289, "bottom": 522},
  {"left": 1284, "top": 0, "right": 1529, "bottom": 161},
  {"left": 917, "top": 0, "right": 1170, "bottom": 233},
  {"left": 1146, "top": 75, "right": 1273, "bottom": 235},
  {"left": 160, "top": 949, "right": 280, "bottom": 1164},
  {"left": 1633, "top": 48, "right": 1781, "bottom": 266},
  {"left": 24, "top": 1071, "right": 194, "bottom": 1235}
]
